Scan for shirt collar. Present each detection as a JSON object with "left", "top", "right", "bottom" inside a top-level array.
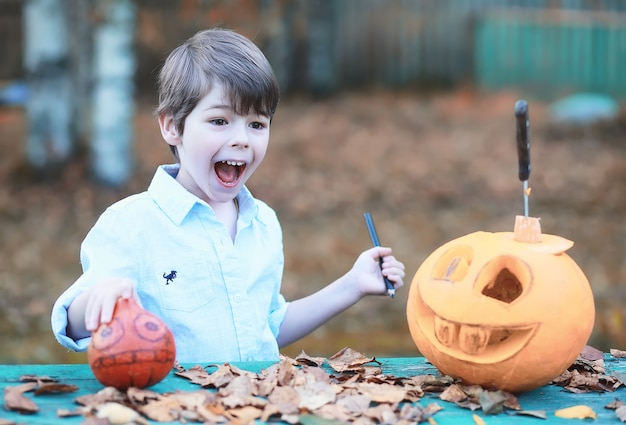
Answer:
[
  {"left": 148, "top": 164, "right": 198, "bottom": 225},
  {"left": 235, "top": 185, "right": 258, "bottom": 227},
  {"left": 148, "top": 164, "right": 259, "bottom": 226}
]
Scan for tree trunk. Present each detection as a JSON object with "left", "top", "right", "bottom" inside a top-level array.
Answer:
[
  {"left": 67, "top": 0, "right": 94, "bottom": 148},
  {"left": 91, "top": 0, "right": 136, "bottom": 186},
  {"left": 22, "top": 0, "right": 73, "bottom": 170}
]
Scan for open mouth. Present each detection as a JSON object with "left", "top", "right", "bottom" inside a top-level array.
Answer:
[
  {"left": 215, "top": 160, "right": 247, "bottom": 187},
  {"left": 419, "top": 312, "right": 539, "bottom": 364}
]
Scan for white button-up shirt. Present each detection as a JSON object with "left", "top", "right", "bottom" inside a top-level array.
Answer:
[{"left": 51, "top": 164, "right": 288, "bottom": 363}]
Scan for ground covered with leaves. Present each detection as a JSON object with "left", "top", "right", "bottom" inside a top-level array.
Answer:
[{"left": 1, "top": 89, "right": 626, "bottom": 364}]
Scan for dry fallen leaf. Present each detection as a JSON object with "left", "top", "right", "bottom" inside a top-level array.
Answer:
[
  {"left": 230, "top": 405, "right": 264, "bottom": 422},
  {"left": 440, "top": 384, "right": 467, "bottom": 403},
  {"left": 18, "top": 375, "right": 57, "bottom": 383},
  {"left": 3, "top": 382, "right": 39, "bottom": 414},
  {"left": 276, "top": 356, "right": 298, "bottom": 386},
  {"left": 312, "top": 402, "right": 355, "bottom": 423},
  {"left": 334, "top": 393, "right": 370, "bottom": 416},
  {"left": 355, "top": 382, "right": 408, "bottom": 404},
  {"left": 3, "top": 374, "right": 78, "bottom": 417},
  {"left": 478, "top": 389, "right": 508, "bottom": 415},
  {"left": 173, "top": 364, "right": 212, "bottom": 385},
  {"left": 553, "top": 356, "right": 623, "bottom": 393},
  {"left": 410, "top": 374, "right": 455, "bottom": 392},
  {"left": 606, "top": 399, "right": 625, "bottom": 410},
  {"left": 554, "top": 405, "right": 597, "bottom": 419},
  {"left": 96, "top": 402, "right": 148, "bottom": 424},
  {"left": 398, "top": 403, "right": 438, "bottom": 423},
  {"left": 424, "top": 402, "right": 444, "bottom": 416},
  {"left": 327, "top": 347, "right": 379, "bottom": 372},
  {"left": 581, "top": 345, "right": 604, "bottom": 361},
  {"left": 33, "top": 382, "right": 78, "bottom": 395},
  {"left": 268, "top": 385, "right": 301, "bottom": 415},
  {"left": 200, "top": 401, "right": 233, "bottom": 422},
  {"left": 138, "top": 396, "right": 182, "bottom": 422},
  {"left": 437, "top": 382, "right": 519, "bottom": 415},
  {"left": 76, "top": 418, "right": 110, "bottom": 425},
  {"left": 75, "top": 386, "right": 127, "bottom": 408},
  {"left": 294, "top": 350, "right": 327, "bottom": 367},
  {"left": 296, "top": 380, "right": 336, "bottom": 410},
  {"left": 611, "top": 349, "right": 626, "bottom": 359},
  {"left": 57, "top": 406, "right": 91, "bottom": 417},
  {"left": 126, "top": 387, "right": 162, "bottom": 404},
  {"left": 366, "top": 402, "right": 398, "bottom": 424},
  {"left": 302, "top": 365, "right": 332, "bottom": 384},
  {"left": 515, "top": 410, "right": 547, "bottom": 419}
]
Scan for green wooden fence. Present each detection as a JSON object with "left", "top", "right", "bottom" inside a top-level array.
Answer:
[
  {"left": 475, "top": 9, "right": 626, "bottom": 99},
  {"left": 2, "top": 0, "right": 626, "bottom": 99}
]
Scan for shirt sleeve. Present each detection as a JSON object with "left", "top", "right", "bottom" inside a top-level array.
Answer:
[
  {"left": 261, "top": 205, "right": 290, "bottom": 339},
  {"left": 268, "top": 293, "right": 289, "bottom": 339},
  {"left": 50, "top": 208, "right": 139, "bottom": 352}
]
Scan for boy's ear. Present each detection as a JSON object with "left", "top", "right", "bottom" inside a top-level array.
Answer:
[{"left": 158, "top": 114, "right": 182, "bottom": 147}]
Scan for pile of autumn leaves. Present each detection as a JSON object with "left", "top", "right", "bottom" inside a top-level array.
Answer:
[
  {"left": 71, "top": 348, "right": 446, "bottom": 424},
  {"left": 5, "top": 347, "right": 626, "bottom": 424}
]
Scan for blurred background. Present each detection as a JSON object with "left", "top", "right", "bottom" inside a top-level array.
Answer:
[{"left": 1, "top": 0, "right": 625, "bottom": 364}]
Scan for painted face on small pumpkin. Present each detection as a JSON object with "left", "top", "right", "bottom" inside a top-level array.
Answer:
[
  {"left": 88, "top": 298, "right": 176, "bottom": 390},
  {"left": 407, "top": 231, "right": 595, "bottom": 393},
  {"left": 90, "top": 313, "right": 172, "bottom": 361}
]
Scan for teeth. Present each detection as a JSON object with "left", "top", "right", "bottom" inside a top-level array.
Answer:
[
  {"left": 222, "top": 160, "right": 244, "bottom": 166},
  {"left": 458, "top": 325, "right": 490, "bottom": 355},
  {"left": 434, "top": 316, "right": 457, "bottom": 347}
]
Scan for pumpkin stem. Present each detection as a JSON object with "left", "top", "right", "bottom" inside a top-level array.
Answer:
[{"left": 513, "top": 215, "right": 542, "bottom": 243}]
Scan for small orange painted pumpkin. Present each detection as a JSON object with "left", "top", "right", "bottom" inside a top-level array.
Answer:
[
  {"left": 88, "top": 297, "right": 176, "bottom": 390},
  {"left": 406, "top": 216, "right": 595, "bottom": 393}
]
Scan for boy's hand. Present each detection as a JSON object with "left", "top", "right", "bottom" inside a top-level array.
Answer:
[
  {"left": 82, "top": 278, "right": 137, "bottom": 331},
  {"left": 352, "top": 247, "right": 405, "bottom": 296},
  {"left": 277, "top": 246, "right": 406, "bottom": 347}
]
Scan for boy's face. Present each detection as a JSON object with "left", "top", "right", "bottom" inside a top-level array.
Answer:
[{"left": 159, "top": 83, "right": 271, "bottom": 206}]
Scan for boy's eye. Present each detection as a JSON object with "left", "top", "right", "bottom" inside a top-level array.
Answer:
[
  {"left": 250, "top": 121, "right": 267, "bottom": 130},
  {"left": 210, "top": 118, "right": 227, "bottom": 126}
]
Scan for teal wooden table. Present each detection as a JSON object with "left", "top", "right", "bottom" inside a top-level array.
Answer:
[{"left": 1, "top": 356, "right": 625, "bottom": 424}]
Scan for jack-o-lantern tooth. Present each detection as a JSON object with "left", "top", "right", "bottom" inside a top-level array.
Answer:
[
  {"left": 458, "top": 325, "right": 490, "bottom": 355},
  {"left": 434, "top": 315, "right": 458, "bottom": 347}
]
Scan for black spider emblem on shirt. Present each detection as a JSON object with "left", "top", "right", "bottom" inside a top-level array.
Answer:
[{"left": 163, "top": 270, "right": 177, "bottom": 285}]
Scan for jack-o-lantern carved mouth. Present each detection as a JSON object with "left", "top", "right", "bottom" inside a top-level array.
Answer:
[{"left": 421, "top": 312, "right": 539, "bottom": 364}]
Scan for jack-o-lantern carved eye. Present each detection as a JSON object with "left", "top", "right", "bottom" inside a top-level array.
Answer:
[
  {"left": 432, "top": 245, "right": 473, "bottom": 281},
  {"left": 476, "top": 256, "right": 531, "bottom": 304}
]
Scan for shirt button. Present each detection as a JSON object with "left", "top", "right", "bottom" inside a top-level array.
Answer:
[{"left": 234, "top": 294, "right": 243, "bottom": 303}]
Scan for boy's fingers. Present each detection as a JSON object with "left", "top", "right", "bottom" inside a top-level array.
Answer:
[
  {"left": 85, "top": 316, "right": 96, "bottom": 332},
  {"left": 99, "top": 301, "right": 116, "bottom": 326},
  {"left": 83, "top": 293, "right": 98, "bottom": 331},
  {"left": 374, "top": 246, "right": 393, "bottom": 257},
  {"left": 119, "top": 278, "right": 135, "bottom": 299}
]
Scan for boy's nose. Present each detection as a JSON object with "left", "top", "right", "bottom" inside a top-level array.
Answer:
[
  {"left": 230, "top": 125, "right": 250, "bottom": 149},
  {"left": 231, "top": 140, "right": 250, "bottom": 149}
]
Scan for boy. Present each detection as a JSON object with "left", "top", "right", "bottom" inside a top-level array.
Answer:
[{"left": 51, "top": 28, "right": 405, "bottom": 363}]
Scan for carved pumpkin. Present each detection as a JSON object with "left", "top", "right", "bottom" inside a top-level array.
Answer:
[
  {"left": 406, "top": 216, "right": 595, "bottom": 393},
  {"left": 88, "top": 297, "right": 176, "bottom": 390}
]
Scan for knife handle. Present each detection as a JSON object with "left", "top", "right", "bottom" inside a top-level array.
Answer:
[{"left": 515, "top": 100, "right": 530, "bottom": 182}]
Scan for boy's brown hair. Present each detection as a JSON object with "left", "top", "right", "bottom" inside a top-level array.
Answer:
[{"left": 156, "top": 28, "right": 280, "bottom": 156}]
